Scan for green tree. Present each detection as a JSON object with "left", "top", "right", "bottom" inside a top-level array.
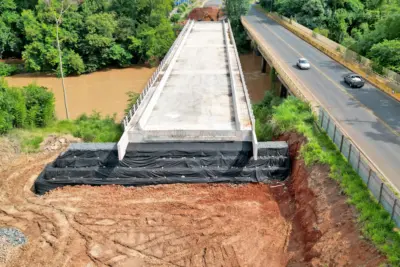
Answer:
[
  {"left": 129, "top": 17, "right": 174, "bottom": 65},
  {"left": 224, "top": 0, "right": 251, "bottom": 51},
  {"left": 369, "top": 39, "right": 400, "bottom": 72},
  {"left": 0, "top": 0, "right": 22, "bottom": 58}
]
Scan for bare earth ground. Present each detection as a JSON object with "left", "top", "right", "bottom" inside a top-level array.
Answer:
[{"left": 0, "top": 134, "right": 386, "bottom": 267}]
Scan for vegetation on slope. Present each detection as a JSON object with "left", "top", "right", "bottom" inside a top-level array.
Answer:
[
  {"left": 224, "top": 0, "right": 252, "bottom": 52},
  {"left": 0, "top": 78, "right": 55, "bottom": 133},
  {"left": 260, "top": 0, "right": 400, "bottom": 73},
  {"left": 0, "top": 0, "right": 178, "bottom": 75},
  {"left": 0, "top": 79, "right": 122, "bottom": 151},
  {"left": 254, "top": 92, "right": 400, "bottom": 264}
]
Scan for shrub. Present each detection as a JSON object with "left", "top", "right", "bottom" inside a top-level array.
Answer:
[
  {"left": 124, "top": 91, "right": 139, "bottom": 113},
  {"left": 7, "top": 87, "right": 27, "bottom": 128},
  {"left": 171, "top": 13, "right": 181, "bottom": 23},
  {"left": 178, "top": 5, "right": 186, "bottom": 13},
  {"left": 0, "top": 62, "right": 17, "bottom": 76},
  {"left": 73, "top": 112, "right": 122, "bottom": 142},
  {"left": 60, "top": 50, "right": 86, "bottom": 76},
  {"left": 313, "top": 27, "right": 329, "bottom": 38},
  {"left": 22, "top": 135, "right": 44, "bottom": 152},
  {"left": 0, "top": 79, "right": 14, "bottom": 133},
  {"left": 23, "top": 84, "right": 55, "bottom": 127}
]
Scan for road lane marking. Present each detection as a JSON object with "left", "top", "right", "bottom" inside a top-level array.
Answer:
[
  {"left": 245, "top": 13, "right": 400, "bottom": 193},
  {"left": 253, "top": 15, "right": 400, "bottom": 138}
]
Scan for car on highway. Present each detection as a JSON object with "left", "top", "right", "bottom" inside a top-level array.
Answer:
[
  {"left": 343, "top": 73, "right": 365, "bottom": 88},
  {"left": 296, "top": 58, "right": 310, "bottom": 70}
]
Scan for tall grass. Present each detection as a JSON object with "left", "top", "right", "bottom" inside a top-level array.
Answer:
[
  {"left": 255, "top": 94, "right": 400, "bottom": 265},
  {"left": 9, "top": 112, "right": 123, "bottom": 152}
]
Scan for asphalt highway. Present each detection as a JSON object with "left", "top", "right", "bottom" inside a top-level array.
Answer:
[
  {"left": 203, "top": 0, "right": 222, "bottom": 7},
  {"left": 244, "top": 6, "right": 400, "bottom": 191}
]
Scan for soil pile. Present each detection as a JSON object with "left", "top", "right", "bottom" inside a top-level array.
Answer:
[{"left": 188, "top": 7, "right": 223, "bottom": 21}]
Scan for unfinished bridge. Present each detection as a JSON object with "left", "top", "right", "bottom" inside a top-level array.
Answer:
[
  {"left": 118, "top": 20, "right": 257, "bottom": 160},
  {"left": 34, "top": 20, "right": 290, "bottom": 194}
]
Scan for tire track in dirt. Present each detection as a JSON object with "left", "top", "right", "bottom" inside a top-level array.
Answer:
[
  {"left": 0, "top": 147, "right": 290, "bottom": 267},
  {"left": 0, "top": 134, "right": 388, "bottom": 266}
]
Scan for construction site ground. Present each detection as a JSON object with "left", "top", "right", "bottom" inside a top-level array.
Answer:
[{"left": 0, "top": 133, "right": 386, "bottom": 267}]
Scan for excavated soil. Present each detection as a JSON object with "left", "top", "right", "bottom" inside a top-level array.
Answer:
[
  {"left": 0, "top": 133, "right": 386, "bottom": 266},
  {"left": 187, "top": 7, "right": 223, "bottom": 21}
]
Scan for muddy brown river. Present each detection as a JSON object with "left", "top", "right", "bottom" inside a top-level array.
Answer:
[{"left": 5, "top": 54, "right": 270, "bottom": 120}]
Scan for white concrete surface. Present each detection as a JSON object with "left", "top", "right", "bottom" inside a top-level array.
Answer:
[{"left": 126, "top": 21, "right": 253, "bottom": 143}]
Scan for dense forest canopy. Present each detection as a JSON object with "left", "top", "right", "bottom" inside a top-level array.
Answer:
[
  {"left": 0, "top": 0, "right": 176, "bottom": 75},
  {"left": 261, "top": 0, "right": 400, "bottom": 72}
]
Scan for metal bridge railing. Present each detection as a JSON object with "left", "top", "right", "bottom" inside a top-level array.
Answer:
[{"left": 121, "top": 20, "right": 194, "bottom": 130}]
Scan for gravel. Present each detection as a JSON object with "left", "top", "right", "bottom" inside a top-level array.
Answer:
[
  {"left": 0, "top": 228, "right": 26, "bottom": 263},
  {"left": 0, "top": 228, "right": 27, "bottom": 246}
]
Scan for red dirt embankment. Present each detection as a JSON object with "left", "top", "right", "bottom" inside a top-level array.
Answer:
[
  {"left": 188, "top": 7, "right": 224, "bottom": 21},
  {"left": 273, "top": 133, "right": 385, "bottom": 266},
  {"left": 0, "top": 133, "right": 386, "bottom": 266}
]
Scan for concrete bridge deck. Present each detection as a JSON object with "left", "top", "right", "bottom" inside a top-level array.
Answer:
[
  {"left": 118, "top": 20, "right": 256, "bottom": 160},
  {"left": 242, "top": 5, "right": 400, "bottom": 192}
]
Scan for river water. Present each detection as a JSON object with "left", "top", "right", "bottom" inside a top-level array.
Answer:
[{"left": 5, "top": 53, "right": 270, "bottom": 120}]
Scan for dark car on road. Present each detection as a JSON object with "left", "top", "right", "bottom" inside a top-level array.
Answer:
[{"left": 344, "top": 73, "right": 365, "bottom": 88}]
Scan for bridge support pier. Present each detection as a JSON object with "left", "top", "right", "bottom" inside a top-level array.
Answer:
[
  {"left": 261, "top": 58, "right": 272, "bottom": 74},
  {"left": 280, "top": 84, "right": 288, "bottom": 98},
  {"left": 261, "top": 58, "right": 266, "bottom": 73}
]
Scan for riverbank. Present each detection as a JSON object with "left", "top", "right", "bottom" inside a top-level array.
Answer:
[
  {"left": 5, "top": 54, "right": 271, "bottom": 121},
  {"left": 5, "top": 66, "right": 156, "bottom": 121}
]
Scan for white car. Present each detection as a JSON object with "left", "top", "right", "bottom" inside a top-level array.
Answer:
[{"left": 297, "top": 58, "right": 311, "bottom": 70}]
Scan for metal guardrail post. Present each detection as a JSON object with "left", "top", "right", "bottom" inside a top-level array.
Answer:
[
  {"left": 357, "top": 151, "right": 361, "bottom": 173},
  {"left": 347, "top": 143, "right": 352, "bottom": 161},
  {"left": 326, "top": 117, "right": 330, "bottom": 133},
  {"left": 332, "top": 124, "right": 337, "bottom": 142},
  {"left": 392, "top": 199, "right": 398, "bottom": 221},
  {"left": 320, "top": 111, "right": 324, "bottom": 127},
  {"left": 339, "top": 135, "right": 344, "bottom": 153},
  {"left": 367, "top": 169, "right": 372, "bottom": 188},
  {"left": 379, "top": 182, "right": 384, "bottom": 204}
]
